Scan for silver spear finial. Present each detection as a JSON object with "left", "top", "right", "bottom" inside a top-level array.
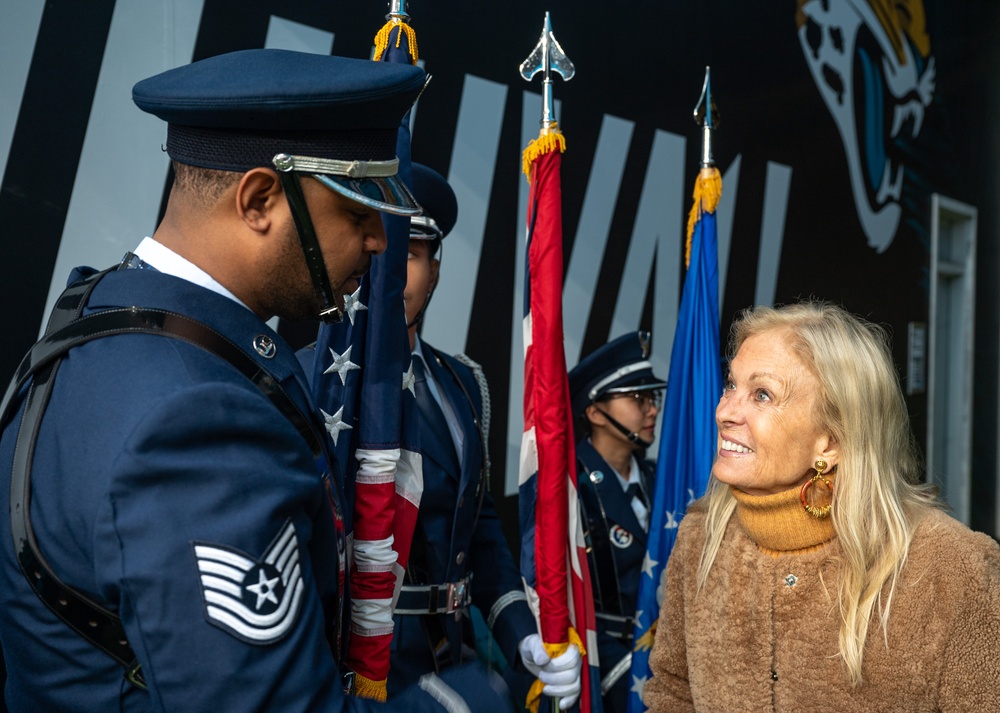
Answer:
[
  {"left": 519, "top": 12, "right": 575, "bottom": 130},
  {"left": 693, "top": 66, "right": 720, "bottom": 168}
]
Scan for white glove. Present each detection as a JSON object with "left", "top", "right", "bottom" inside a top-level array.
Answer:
[{"left": 518, "top": 633, "right": 582, "bottom": 710}]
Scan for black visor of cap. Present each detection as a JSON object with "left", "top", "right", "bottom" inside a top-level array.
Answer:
[{"left": 314, "top": 173, "right": 420, "bottom": 216}]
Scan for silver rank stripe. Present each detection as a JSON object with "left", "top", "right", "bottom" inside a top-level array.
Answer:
[{"left": 194, "top": 520, "right": 304, "bottom": 643}]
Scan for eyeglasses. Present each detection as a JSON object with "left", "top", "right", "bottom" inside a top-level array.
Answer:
[{"left": 603, "top": 390, "right": 663, "bottom": 413}]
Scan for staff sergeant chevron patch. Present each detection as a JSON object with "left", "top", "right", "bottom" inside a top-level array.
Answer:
[{"left": 192, "top": 519, "right": 305, "bottom": 644}]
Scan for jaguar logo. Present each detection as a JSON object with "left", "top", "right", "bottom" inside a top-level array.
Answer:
[{"left": 797, "top": 0, "right": 935, "bottom": 253}]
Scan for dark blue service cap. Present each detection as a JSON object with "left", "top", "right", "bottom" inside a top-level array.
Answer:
[
  {"left": 408, "top": 163, "right": 458, "bottom": 241},
  {"left": 132, "top": 49, "right": 426, "bottom": 215},
  {"left": 568, "top": 331, "right": 667, "bottom": 416}
]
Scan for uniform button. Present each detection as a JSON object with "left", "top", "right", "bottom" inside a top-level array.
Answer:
[
  {"left": 252, "top": 334, "right": 277, "bottom": 358},
  {"left": 784, "top": 574, "right": 797, "bottom": 587},
  {"left": 456, "top": 551, "right": 465, "bottom": 565},
  {"left": 771, "top": 671, "right": 778, "bottom": 681}
]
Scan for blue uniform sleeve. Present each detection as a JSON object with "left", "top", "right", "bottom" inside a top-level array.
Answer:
[
  {"left": 468, "top": 492, "right": 537, "bottom": 664},
  {"left": 96, "top": 381, "right": 511, "bottom": 713}
]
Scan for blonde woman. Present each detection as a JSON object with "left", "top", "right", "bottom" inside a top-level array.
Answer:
[{"left": 644, "top": 301, "right": 1000, "bottom": 712}]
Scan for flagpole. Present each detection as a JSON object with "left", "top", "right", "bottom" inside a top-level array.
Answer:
[
  {"left": 626, "top": 68, "right": 723, "bottom": 713},
  {"left": 685, "top": 66, "right": 722, "bottom": 268},
  {"left": 694, "top": 66, "right": 717, "bottom": 169},
  {"left": 518, "top": 13, "right": 600, "bottom": 713}
]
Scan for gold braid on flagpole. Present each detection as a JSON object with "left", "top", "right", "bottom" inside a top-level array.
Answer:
[
  {"left": 524, "top": 627, "right": 586, "bottom": 713},
  {"left": 351, "top": 672, "right": 388, "bottom": 702},
  {"left": 373, "top": 20, "right": 419, "bottom": 63},
  {"left": 684, "top": 166, "right": 722, "bottom": 268},
  {"left": 522, "top": 124, "right": 567, "bottom": 179}
]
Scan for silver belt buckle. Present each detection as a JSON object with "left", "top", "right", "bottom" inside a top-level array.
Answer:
[{"left": 446, "top": 579, "right": 467, "bottom": 618}]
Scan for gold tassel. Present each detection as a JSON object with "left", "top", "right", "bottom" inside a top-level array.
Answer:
[
  {"left": 350, "top": 672, "right": 388, "bottom": 702},
  {"left": 633, "top": 619, "right": 658, "bottom": 652},
  {"left": 521, "top": 125, "right": 567, "bottom": 179},
  {"left": 372, "top": 20, "right": 419, "bottom": 64},
  {"left": 525, "top": 627, "right": 586, "bottom": 713},
  {"left": 684, "top": 166, "right": 722, "bottom": 268}
]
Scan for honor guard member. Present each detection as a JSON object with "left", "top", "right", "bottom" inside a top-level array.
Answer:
[
  {"left": 567, "top": 332, "right": 666, "bottom": 713},
  {"left": 395, "top": 165, "right": 581, "bottom": 710},
  {"left": 0, "top": 50, "right": 513, "bottom": 713}
]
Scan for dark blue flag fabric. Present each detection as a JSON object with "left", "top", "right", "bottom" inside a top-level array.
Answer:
[{"left": 627, "top": 168, "right": 722, "bottom": 712}]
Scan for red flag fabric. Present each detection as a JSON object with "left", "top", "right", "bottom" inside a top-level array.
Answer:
[
  {"left": 519, "top": 129, "right": 599, "bottom": 713},
  {"left": 526, "top": 148, "right": 571, "bottom": 641}
]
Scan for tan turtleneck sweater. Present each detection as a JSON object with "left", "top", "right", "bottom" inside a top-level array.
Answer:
[{"left": 643, "top": 485, "right": 1000, "bottom": 712}]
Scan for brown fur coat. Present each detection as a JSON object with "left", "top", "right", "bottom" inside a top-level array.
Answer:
[{"left": 644, "top": 493, "right": 1000, "bottom": 712}]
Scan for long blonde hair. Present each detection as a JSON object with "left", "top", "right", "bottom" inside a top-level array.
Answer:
[{"left": 696, "top": 301, "right": 935, "bottom": 686}]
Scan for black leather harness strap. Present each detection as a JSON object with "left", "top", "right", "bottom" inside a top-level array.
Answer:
[
  {"left": 577, "top": 460, "right": 625, "bottom": 616},
  {"left": 4, "top": 307, "right": 322, "bottom": 458},
  {"left": 3, "top": 270, "right": 326, "bottom": 690}
]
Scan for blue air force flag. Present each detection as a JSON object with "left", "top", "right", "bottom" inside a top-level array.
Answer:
[{"left": 627, "top": 167, "right": 723, "bottom": 711}]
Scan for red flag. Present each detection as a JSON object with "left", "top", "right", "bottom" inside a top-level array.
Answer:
[{"left": 519, "top": 126, "right": 599, "bottom": 713}]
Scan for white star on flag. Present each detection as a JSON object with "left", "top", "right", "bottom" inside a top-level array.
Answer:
[
  {"left": 631, "top": 674, "right": 649, "bottom": 699},
  {"left": 641, "top": 551, "right": 659, "bottom": 578},
  {"left": 324, "top": 346, "right": 360, "bottom": 385},
  {"left": 402, "top": 360, "right": 416, "bottom": 397},
  {"left": 342, "top": 286, "right": 368, "bottom": 325},
  {"left": 321, "top": 406, "right": 352, "bottom": 446},
  {"left": 245, "top": 569, "right": 280, "bottom": 610}
]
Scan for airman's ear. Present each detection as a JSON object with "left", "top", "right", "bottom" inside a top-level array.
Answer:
[
  {"left": 236, "top": 168, "right": 283, "bottom": 233},
  {"left": 585, "top": 403, "right": 605, "bottom": 428}
]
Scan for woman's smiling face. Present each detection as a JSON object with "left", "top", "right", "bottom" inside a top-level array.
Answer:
[{"left": 712, "top": 328, "right": 834, "bottom": 495}]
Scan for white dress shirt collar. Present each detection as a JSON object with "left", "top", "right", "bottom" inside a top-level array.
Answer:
[{"left": 133, "top": 237, "right": 253, "bottom": 312}]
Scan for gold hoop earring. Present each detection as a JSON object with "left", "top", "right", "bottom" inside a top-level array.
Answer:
[{"left": 800, "top": 465, "right": 833, "bottom": 519}]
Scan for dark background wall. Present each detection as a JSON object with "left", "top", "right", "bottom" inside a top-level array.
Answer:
[{"left": 2, "top": 0, "right": 998, "bottom": 544}]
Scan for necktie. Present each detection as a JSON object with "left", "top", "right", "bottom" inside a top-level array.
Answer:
[
  {"left": 625, "top": 482, "right": 648, "bottom": 509},
  {"left": 625, "top": 481, "right": 650, "bottom": 532},
  {"left": 412, "top": 357, "right": 459, "bottom": 469}
]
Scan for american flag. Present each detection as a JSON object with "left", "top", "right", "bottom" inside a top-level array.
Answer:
[
  {"left": 517, "top": 123, "right": 601, "bottom": 713},
  {"left": 306, "top": 13, "right": 423, "bottom": 701}
]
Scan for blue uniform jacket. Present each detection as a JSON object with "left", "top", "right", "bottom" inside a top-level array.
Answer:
[
  {"left": 388, "top": 342, "right": 535, "bottom": 695},
  {"left": 0, "top": 267, "right": 511, "bottom": 713},
  {"left": 576, "top": 439, "right": 654, "bottom": 713}
]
